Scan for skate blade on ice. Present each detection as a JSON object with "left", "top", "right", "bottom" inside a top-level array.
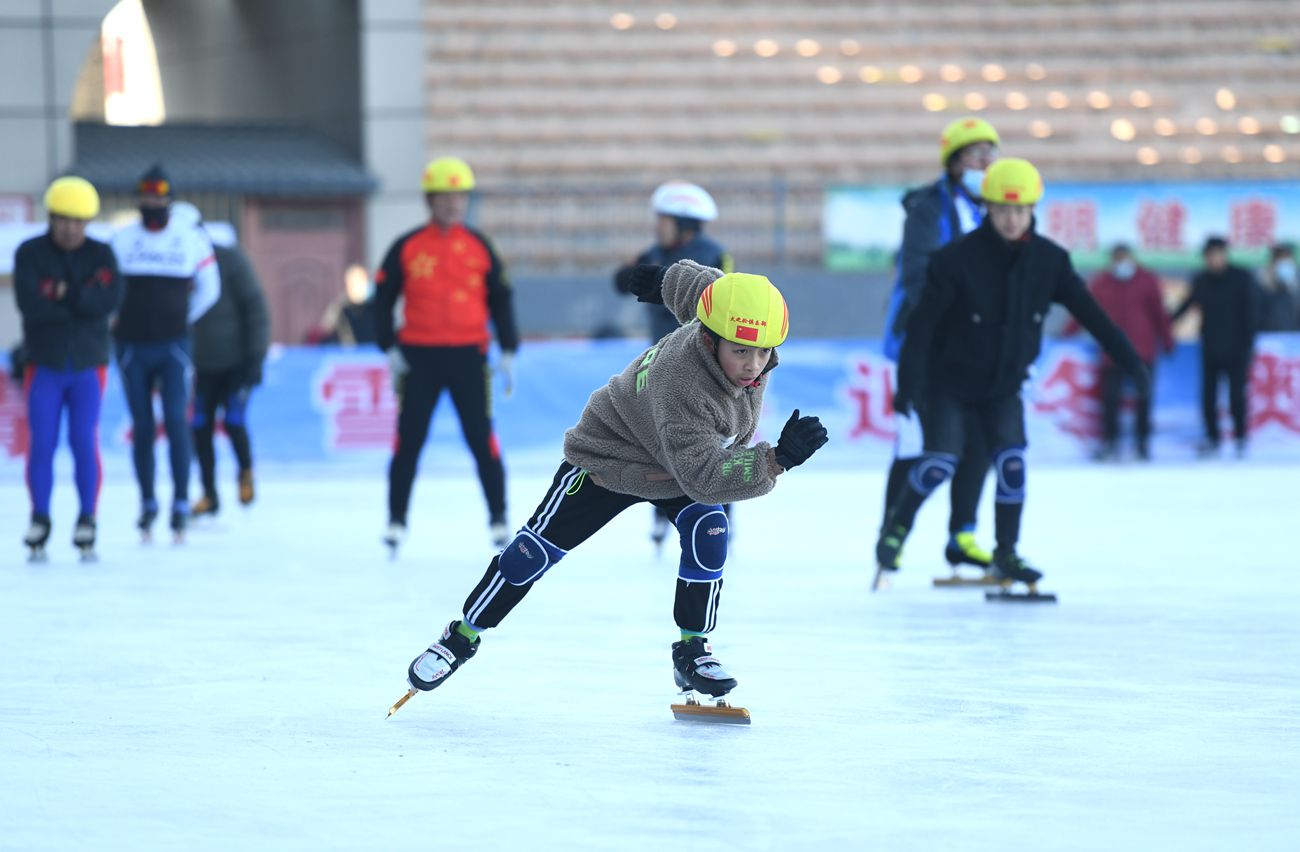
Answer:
[
  {"left": 671, "top": 691, "right": 750, "bottom": 725},
  {"left": 27, "top": 546, "right": 48, "bottom": 564},
  {"left": 386, "top": 688, "right": 417, "bottom": 718},
  {"left": 871, "top": 565, "right": 895, "bottom": 592},
  {"left": 933, "top": 572, "right": 1000, "bottom": 588},
  {"left": 985, "top": 581, "right": 1057, "bottom": 603}
]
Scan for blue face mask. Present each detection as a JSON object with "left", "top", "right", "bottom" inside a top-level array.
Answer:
[
  {"left": 1113, "top": 259, "right": 1136, "bottom": 280},
  {"left": 960, "top": 169, "right": 985, "bottom": 199}
]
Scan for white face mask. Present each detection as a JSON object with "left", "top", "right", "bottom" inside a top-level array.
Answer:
[
  {"left": 1113, "top": 259, "right": 1136, "bottom": 280},
  {"left": 961, "top": 169, "right": 985, "bottom": 199},
  {"left": 1274, "top": 258, "right": 1297, "bottom": 285}
]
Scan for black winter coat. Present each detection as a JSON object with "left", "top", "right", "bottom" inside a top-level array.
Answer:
[
  {"left": 1171, "top": 266, "right": 1260, "bottom": 361},
  {"left": 13, "top": 234, "right": 124, "bottom": 371},
  {"left": 190, "top": 244, "right": 270, "bottom": 374},
  {"left": 900, "top": 219, "right": 1142, "bottom": 403}
]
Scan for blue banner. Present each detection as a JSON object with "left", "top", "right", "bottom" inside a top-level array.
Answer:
[{"left": 3, "top": 337, "right": 1300, "bottom": 474}]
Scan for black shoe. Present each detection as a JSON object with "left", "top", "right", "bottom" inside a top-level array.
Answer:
[
  {"left": 1136, "top": 443, "right": 1151, "bottom": 462},
  {"left": 991, "top": 548, "right": 1043, "bottom": 585},
  {"left": 170, "top": 505, "right": 189, "bottom": 534},
  {"left": 672, "top": 636, "right": 738, "bottom": 697},
  {"left": 408, "top": 621, "right": 480, "bottom": 691}
]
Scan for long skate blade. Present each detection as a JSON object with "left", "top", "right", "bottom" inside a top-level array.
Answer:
[
  {"left": 933, "top": 574, "right": 999, "bottom": 588},
  {"left": 871, "top": 565, "right": 894, "bottom": 592},
  {"left": 671, "top": 702, "right": 751, "bottom": 725},
  {"left": 386, "top": 688, "right": 417, "bottom": 718},
  {"left": 985, "top": 589, "right": 1057, "bottom": 603}
]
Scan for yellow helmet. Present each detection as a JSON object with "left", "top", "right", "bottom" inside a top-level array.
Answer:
[
  {"left": 44, "top": 176, "right": 100, "bottom": 220},
  {"left": 939, "top": 117, "right": 1000, "bottom": 166},
  {"left": 981, "top": 157, "right": 1044, "bottom": 206},
  {"left": 421, "top": 157, "right": 476, "bottom": 193},
  {"left": 697, "top": 272, "right": 789, "bottom": 348}
]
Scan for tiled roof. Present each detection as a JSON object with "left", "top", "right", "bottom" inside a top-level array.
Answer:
[{"left": 69, "top": 122, "right": 376, "bottom": 196}]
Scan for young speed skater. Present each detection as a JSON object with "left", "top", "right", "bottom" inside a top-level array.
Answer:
[
  {"left": 391, "top": 260, "right": 828, "bottom": 720},
  {"left": 876, "top": 159, "right": 1149, "bottom": 597}
]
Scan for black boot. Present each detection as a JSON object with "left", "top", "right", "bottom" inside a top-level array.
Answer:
[
  {"left": 672, "top": 636, "right": 738, "bottom": 697},
  {"left": 992, "top": 548, "right": 1043, "bottom": 584},
  {"left": 408, "top": 621, "right": 480, "bottom": 691}
]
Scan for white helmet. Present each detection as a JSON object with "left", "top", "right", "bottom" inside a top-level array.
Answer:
[
  {"left": 169, "top": 200, "right": 202, "bottom": 229},
  {"left": 651, "top": 181, "right": 718, "bottom": 222}
]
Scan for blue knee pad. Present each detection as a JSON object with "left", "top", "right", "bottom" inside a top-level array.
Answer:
[
  {"left": 908, "top": 453, "right": 958, "bottom": 496},
  {"left": 675, "top": 503, "right": 728, "bottom": 582},
  {"left": 993, "top": 446, "right": 1027, "bottom": 503},
  {"left": 497, "top": 528, "right": 568, "bottom": 586}
]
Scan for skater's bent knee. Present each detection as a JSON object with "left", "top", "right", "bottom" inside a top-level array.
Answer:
[
  {"left": 675, "top": 503, "right": 728, "bottom": 581},
  {"left": 498, "top": 528, "right": 567, "bottom": 585},
  {"left": 993, "top": 446, "right": 1027, "bottom": 502},
  {"left": 908, "top": 453, "right": 957, "bottom": 495}
]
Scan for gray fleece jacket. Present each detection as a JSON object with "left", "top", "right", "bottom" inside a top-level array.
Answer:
[{"left": 563, "top": 260, "right": 781, "bottom": 505}]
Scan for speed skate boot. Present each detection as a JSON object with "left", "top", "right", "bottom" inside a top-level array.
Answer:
[
  {"left": 191, "top": 494, "right": 219, "bottom": 518},
  {"left": 672, "top": 636, "right": 738, "bottom": 698},
  {"left": 170, "top": 501, "right": 189, "bottom": 543},
  {"left": 24, "top": 514, "right": 52, "bottom": 563},
  {"left": 986, "top": 548, "right": 1056, "bottom": 602},
  {"left": 137, "top": 500, "right": 159, "bottom": 543},
  {"left": 935, "top": 531, "right": 997, "bottom": 587},
  {"left": 945, "top": 531, "right": 992, "bottom": 569},
  {"left": 873, "top": 520, "right": 909, "bottom": 591},
  {"left": 238, "top": 469, "right": 255, "bottom": 506},
  {"left": 72, "top": 515, "right": 97, "bottom": 562},
  {"left": 408, "top": 621, "right": 480, "bottom": 691}
]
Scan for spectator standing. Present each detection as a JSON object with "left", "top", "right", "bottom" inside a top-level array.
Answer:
[
  {"left": 1257, "top": 243, "right": 1297, "bottom": 332},
  {"left": 1171, "top": 237, "right": 1260, "bottom": 457},
  {"left": 1064, "top": 244, "right": 1173, "bottom": 460}
]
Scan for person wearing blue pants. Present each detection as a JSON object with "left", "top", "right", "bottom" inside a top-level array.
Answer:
[
  {"left": 14, "top": 176, "right": 123, "bottom": 560},
  {"left": 110, "top": 165, "right": 220, "bottom": 540}
]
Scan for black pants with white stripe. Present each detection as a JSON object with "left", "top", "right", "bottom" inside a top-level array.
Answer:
[{"left": 462, "top": 461, "right": 723, "bottom": 633}]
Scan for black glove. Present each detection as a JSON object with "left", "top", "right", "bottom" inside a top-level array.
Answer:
[
  {"left": 242, "top": 360, "right": 264, "bottom": 388},
  {"left": 613, "top": 265, "right": 636, "bottom": 294},
  {"left": 629, "top": 264, "right": 667, "bottom": 304},
  {"left": 774, "top": 409, "right": 829, "bottom": 470}
]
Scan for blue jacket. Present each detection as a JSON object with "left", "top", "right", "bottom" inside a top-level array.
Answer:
[{"left": 882, "top": 177, "right": 981, "bottom": 361}]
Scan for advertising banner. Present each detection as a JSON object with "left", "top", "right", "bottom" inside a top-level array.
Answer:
[
  {"left": 4, "top": 337, "right": 1300, "bottom": 477},
  {"left": 825, "top": 180, "right": 1300, "bottom": 273}
]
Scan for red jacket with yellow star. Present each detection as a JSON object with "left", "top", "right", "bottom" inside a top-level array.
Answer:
[{"left": 373, "top": 223, "right": 519, "bottom": 352}]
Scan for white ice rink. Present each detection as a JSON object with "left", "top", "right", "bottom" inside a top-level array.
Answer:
[{"left": 2, "top": 459, "right": 1297, "bottom": 851}]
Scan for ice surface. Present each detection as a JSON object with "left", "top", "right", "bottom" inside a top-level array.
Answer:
[{"left": 2, "top": 459, "right": 1298, "bottom": 851}]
